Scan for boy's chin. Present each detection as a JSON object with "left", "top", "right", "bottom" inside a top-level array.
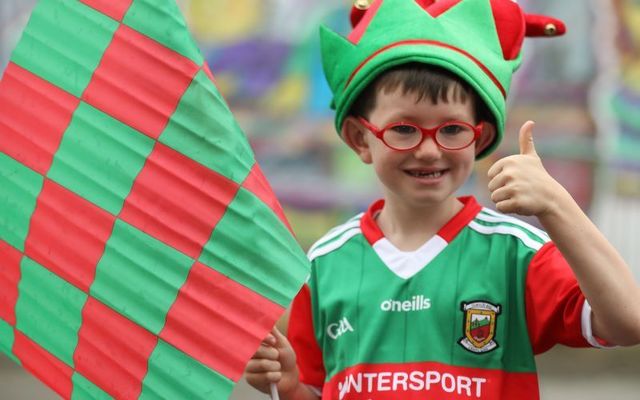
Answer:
[{"left": 393, "top": 191, "right": 459, "bottom": 209}]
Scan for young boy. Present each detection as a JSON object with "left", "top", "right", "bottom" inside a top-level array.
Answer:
[{"left": 245, "top": 0, "right": 640, "bottom": 399}]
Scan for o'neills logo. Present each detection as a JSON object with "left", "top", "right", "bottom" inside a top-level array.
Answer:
[
  {"left": 458, "top": 301, "right": 501, "bottom": 353},
  {"left": 380, "top": 295, "right": 431, "bottom": 312}
]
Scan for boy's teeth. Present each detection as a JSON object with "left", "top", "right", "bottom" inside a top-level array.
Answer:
[{"left": 409, "top": 170, "right": 443, "bottom": 178}]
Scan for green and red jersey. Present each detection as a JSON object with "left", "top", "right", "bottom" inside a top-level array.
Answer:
[{"left": 288, "top": 196, "right": 604, "bottom": 399}]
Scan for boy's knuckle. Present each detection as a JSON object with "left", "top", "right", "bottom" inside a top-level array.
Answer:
[
  {"left": 260, "top": 359, "right": 274, "bottom": 369},
  {"left": 266, "top": 371, "right": 282, "bottom": 381},
  {"left": 502, "top": 170, "right": 515, "bottom": 181},
  {"left": 506, "top": 155, "right": 519, "bottom": 164}
]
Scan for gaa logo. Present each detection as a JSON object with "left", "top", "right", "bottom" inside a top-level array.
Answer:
[
  {"left": 458, "top": 301, "right": 501, "bottom": 354},
  {"left": 327, "top": 317, "right": 354, "bottom": 340}
]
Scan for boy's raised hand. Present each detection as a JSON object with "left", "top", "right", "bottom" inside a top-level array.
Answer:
[
  {"left": 487, "top": 121, "right": 567, "bottom": 217},
  {"left": 244, "top": 327, "right": 300, "bottom": 396}
]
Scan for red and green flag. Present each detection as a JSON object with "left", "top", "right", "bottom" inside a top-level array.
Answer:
[{"left": 0, "top": 0, "right": 310, "bottom": 398}]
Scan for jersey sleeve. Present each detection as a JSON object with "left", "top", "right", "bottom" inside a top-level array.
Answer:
[
  {"left": 525, "top": 241, "right": 593, "bottom": 354},
  {"left": 287, "top": 283, "right": 326, "bottom": 390}
]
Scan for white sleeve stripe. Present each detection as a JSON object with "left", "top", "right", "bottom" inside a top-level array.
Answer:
[
  {"left": 478, "top": 209, "right": 550, "bottom": 242},
  {"left": 478, "top": 208, "right": 550, "bottom": 241},
  {"left": 307, "top": 228, "right": 361, "bottom": 261},
  {"left": 346, "top": 212, "right": 365, "bottom": 224},
  {"left": 323, "top": 214, "right": 362, "bottom": 236},
  {"left": 325, "top": 213, "right": 363, "bottom": 235},
  {"left": 307, "top": 217, "right": 362, "bottom": 255},
  {"left": 581, "top": 299, "right": 617, "bottom": 349},
  {"left": 468, "top": 221, "right": 544, "bottom": 250}
]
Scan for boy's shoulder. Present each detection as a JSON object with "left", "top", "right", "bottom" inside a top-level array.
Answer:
[
  {"left": 305, "top": 202, "right": 552, "bottom": 263},
  {"left": 470, "top": 206, "right": 550, "bottom": 251},
  {"left": 307, "top": 211, "right": 365, "bottom": 262}
]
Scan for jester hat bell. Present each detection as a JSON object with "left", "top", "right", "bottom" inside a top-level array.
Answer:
[{"left": 321, "top": 0, "right": 566, "bottom": 159}]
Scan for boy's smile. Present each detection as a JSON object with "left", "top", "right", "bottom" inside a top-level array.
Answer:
[{"left": 405, "top": 168, "right": 444, "bottom": 179}]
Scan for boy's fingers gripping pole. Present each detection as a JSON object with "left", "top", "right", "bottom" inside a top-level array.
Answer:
[
  {"left": 270, "top": 383, "right": 280, "bottom": 400},
  {"left": 519, "top": 120, "right": 537, "bottom": 155},
  {"left": 269, "top": 326, "right": 282, "bottom": 400}
]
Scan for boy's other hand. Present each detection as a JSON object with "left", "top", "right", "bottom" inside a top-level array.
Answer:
[
  {"left": 244, "top": 327, "right": 300, "bottom": 396},
  {"left": 487, "top": 121, "right": 568, "bottom": 217}
]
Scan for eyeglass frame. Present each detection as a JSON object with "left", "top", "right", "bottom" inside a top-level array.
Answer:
[{"left": 357, "top": 116, "right": 484, "bottom": 152}]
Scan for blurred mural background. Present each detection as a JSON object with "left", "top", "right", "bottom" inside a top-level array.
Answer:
[{"left": 1, "top": 0, "right": 639, "bottom": 399}]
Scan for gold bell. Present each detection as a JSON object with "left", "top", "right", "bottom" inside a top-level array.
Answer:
[
  {"left": 544, "top": 23, "right": 557, "bottom": 36},
  {"left": 354, "top": 0, "right": 373, "bottom": 10}
]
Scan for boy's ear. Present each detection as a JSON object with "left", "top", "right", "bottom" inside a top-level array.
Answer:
[
  {"left": 341, "top": 116, "right": 373, "bottom": 164},
  {"left": 475, "top": 122, "right": 497, "bottom": 156}
]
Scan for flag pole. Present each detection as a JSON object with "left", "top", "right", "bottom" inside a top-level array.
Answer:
[{"left": 270, "top": 383, "right": 280, "bottom": 400}]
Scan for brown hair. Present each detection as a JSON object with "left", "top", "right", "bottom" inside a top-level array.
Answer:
[{"left": 348, "top": 63, "right": 495, "bottom": 126}]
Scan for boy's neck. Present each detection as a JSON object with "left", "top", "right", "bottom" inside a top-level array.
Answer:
[{"left": 376, "top": 196, "right": 464, "bottom": 251}]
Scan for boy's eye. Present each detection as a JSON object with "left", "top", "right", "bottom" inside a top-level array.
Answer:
[
  {"left": 439, "top": 123, "right": 467, "bottom": 135},
  {"left": 389, "top": 124, "right": 418, "bottom": 135}
]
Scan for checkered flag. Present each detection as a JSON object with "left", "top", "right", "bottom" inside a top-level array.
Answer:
[{"left": 0, "top": 1, "right": 310, "bottom": 398}]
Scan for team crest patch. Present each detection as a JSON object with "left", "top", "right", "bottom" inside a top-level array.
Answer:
[{"left": 458, "top": 301, "right": 501, "bottom": 353}]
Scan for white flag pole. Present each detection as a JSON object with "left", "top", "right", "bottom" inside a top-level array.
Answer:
[{"left": 270, "top": 383, "right": 280, "bottom": 400}]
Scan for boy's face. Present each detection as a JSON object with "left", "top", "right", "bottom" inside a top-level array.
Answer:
[{"left": 343, "top": 86, "right": 478, "bottom": 210}]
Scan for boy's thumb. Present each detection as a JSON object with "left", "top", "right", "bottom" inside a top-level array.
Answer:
[{"left": 519, "top": 121, "right": 536, "bottom": 155}]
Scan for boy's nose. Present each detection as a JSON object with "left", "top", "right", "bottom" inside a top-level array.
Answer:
[{"left": 413, "top": 136, "right": 442, "bottom": 160}]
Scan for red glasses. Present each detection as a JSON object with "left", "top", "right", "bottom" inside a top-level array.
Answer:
[{"left": 358, "top": 117, "right": 483, "bottom": 151}]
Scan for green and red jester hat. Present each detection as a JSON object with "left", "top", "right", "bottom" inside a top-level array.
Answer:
[{"left": 321, "top": 0, "right": 566, "bottom": 159}]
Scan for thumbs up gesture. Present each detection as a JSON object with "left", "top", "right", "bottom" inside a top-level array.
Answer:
[
  {"left": 518, "top": 120, "right": 537, "bottom": 156},
  {"left": 487, "top": 121, "right": 565, "bottom": 216}
]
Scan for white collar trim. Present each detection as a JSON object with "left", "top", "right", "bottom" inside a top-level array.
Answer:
[{"left": 372, "top": 235, "right": 448, "bottom": 279}]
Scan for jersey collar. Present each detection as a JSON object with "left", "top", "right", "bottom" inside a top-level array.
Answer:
[
  {"left": 360, "top": 196, "right": 483, "bottom": 246},
  {"left": 359, "top": 197, "right": 483, "bottom": 279}
]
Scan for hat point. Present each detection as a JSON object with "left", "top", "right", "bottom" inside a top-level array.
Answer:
[{"left": 354, "top": 0, "right": 373, "bottom": 10}]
